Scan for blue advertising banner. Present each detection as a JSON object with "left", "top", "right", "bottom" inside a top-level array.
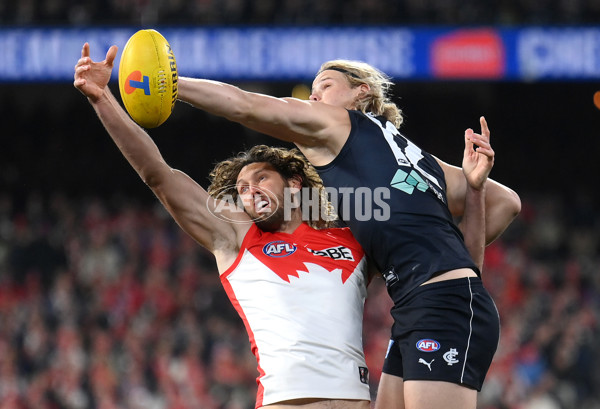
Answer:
[{"left": 0, "top": 26, "right": 598, "bottom": 82}]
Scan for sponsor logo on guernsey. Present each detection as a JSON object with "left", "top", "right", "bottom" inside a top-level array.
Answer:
[
  {"left": 262, "top": 241, "right": 297, "bottom": 258},
  {"left": 307, "top": 246, "right": 354, "bottom": 261},
  {"left": 416, "top": 339, "right": 441, "bottom": 352}
]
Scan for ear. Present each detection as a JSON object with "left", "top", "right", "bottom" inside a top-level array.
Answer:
[
  {"left": 358, "top": 82, "right": 370, "bottom": 95},
  {"left": 288, "top": 175, "right": 303, "bottom": 190}
]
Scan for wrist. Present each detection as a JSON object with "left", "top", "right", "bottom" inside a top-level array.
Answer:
[
  {"left": 468, "top": 180, "right": 487, "bottom": 193},
  {"left": 88, "top": 87, "right": 112, "bottom": 105}
]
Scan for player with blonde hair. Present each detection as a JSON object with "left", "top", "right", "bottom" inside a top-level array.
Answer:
[
  {"left": 175, "top": 57, "right": 520, "bottom": 409},
  {"left": 316, "top": 60, "right": 403, "bottom": 128}
]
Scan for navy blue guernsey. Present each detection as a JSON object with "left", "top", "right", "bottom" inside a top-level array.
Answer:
[{"left": 314, "top": 110, "right": 479, "bottom": 304}]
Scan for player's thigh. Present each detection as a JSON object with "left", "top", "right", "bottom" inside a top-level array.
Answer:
[
  {"left": 374, "top": 373, "right": 405, "bottom": 409},
  {"left": 403, "top": 380, "right": 476, "bottom": 409}
]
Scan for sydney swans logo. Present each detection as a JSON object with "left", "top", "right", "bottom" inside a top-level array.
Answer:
[{"left": 206, "top": 184, "right": 281, "bottom": 224}]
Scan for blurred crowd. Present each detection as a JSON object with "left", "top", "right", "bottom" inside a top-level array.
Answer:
[
  {"left": 0, "top": 190, "right": 598, "bottom": 409},
  {"left": 2, "top": 0, "right": 600, "bottom": 26}
]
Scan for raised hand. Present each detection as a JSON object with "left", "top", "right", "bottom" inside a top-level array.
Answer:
[
  {"left": 73, "top": 43, "right": 118, "bottom": 102},
  {"left": 463, "top": 116, "right": 495, "bottom": 190}
]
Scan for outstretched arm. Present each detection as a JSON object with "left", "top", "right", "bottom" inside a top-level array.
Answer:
[
  {"left": 177, "top": 77, "right": 349, "bottom": 163},
  {"left": 439, "top": 117, "right": 521, "bottom": 245},
  {"left": 74, "top": 44, "right": 250, "bottom": 259}
]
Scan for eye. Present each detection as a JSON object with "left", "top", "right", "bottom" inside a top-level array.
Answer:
[{"left": 238, "top": 186, "right": 248, "bottom": 194}]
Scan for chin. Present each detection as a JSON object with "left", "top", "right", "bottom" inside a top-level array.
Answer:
[
  {"left": 253, "top": 208, "right": 285, "bottom": 232},
  {"left": 254, "top": 216, "right": 282, "bottom": 232}
]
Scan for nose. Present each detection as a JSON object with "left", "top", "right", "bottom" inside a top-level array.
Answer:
[
  {"left": 238, "top": 184, "right": 258, "bottom": 198},
  {"left": 239, "top": 185, "right": 260, "bottom": 207},
  {"left": 247, "top": 184, "right": 260, "bottom": 195},
  {"left": 309, "top": 93, "right": 319, "bottom": 101}
]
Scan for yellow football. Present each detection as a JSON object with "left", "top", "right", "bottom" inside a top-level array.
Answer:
[{"left": 118, "top": 29, "right": 178, "bottom": 128}]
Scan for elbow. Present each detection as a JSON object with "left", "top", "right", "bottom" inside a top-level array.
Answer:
[
  {"left": 492, "top": 184, "right": 522, "bottom": 221},
  {"left": 142, "top": 173, "right": 162, "bottom": 189},
  {"left": 483, "top": 186, "right": 522, "bottom": 246},
  {"left": 140, "top": 165, "right": 170, "bottom": 190},
  {"left": 507, "top": 188, "right": 522, "bottom": 220}
]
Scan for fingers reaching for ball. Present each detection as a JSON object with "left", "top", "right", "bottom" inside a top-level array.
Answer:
[{"left": 73, "top": 42, "right": 115, "bottom": 102}]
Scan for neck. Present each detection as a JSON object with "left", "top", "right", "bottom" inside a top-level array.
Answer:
[{"left": 276, "top": 209, "right": 304, "bottom": 234}]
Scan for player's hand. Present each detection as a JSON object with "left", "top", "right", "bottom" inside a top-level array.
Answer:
[
  {"left": 74, "top": 43, "right": 118, "bottom": 102},
  {"left": 462, "top": 116, "right": 494, "bottom": 190}
]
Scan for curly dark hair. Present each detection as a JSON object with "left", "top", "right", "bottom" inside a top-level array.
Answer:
[{"left": 208, "top": 145, "right": 337, "bottom": 229}]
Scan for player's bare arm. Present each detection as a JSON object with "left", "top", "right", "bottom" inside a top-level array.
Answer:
[
  {"left": 459, "top": 118, "right": 495, "bottom": 270},
  {"left": 437, "top": 116, "right": 521, "bottom": 244},
  {"left": 74, "top": 44, "right": 251, "bottom": 270},
  {"left": 177, "top": 77, "right": 351, "bottom": 164}
]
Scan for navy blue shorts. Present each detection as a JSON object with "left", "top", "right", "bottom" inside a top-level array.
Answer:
[{"left": 382, "top": 277, "right": 500, "bottom": 391}]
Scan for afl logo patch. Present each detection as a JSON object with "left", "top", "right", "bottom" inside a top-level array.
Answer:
[
  {"left": 416, "top": 339, "right": 441, "bottom": 352},
  {"left": 263, "top": 241, "right": 297, "bottom": 258}
]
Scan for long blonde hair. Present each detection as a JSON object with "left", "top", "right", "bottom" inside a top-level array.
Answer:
[
  {"left": 208, "top": 145, "right": 337, "bottom": 229},
  {"left": 317, "top": 60, "right": 404, "bottom": 128}
]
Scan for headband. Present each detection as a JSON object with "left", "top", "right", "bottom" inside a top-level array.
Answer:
[{"left": 324, "top": 66, "right": 361, "bottom": 80}]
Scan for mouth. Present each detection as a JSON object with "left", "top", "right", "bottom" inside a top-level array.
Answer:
[{"left": 254, "top": 198, "right": 272, "bottom": 214}]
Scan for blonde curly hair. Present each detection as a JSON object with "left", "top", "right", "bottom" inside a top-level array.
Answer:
[
  {"left": 208, "top": 145, "right": 337, "bottom": 230},
  {"left": 317, "top": 60, "right": 404, "bottom": 128}
]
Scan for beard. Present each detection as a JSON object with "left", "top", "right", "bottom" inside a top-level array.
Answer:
[{"left": 253, "top": 204, "right": 286, "bottom": 232}]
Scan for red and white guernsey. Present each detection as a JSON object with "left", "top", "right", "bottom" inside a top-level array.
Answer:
[{"left": 221, "top": 223, "right": 370, "bottom": 408}]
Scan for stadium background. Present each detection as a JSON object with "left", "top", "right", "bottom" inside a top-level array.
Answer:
[{"left": 1, "top": 1, "right": 600, "bottom": 408}]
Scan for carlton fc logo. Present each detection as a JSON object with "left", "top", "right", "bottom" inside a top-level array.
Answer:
[
  {"left": 263, "top": 241, "right": 297, "bottom": 257},
  {"left": 416, "top": 339, "right": 441, "bottom": 352}
]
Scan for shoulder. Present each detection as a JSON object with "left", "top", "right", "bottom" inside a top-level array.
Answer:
[
  {"left": 318, "top": 226, "right": 362, "bottom": 247},
  {"left": 213, "top": 223, "right": 258, "bottom": 274},
  {"left": 349, "top": 111, "right": 395, "bottom": 134},
  {"left": 238, "top": 223, "right": 262, "bottom": 245}
]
